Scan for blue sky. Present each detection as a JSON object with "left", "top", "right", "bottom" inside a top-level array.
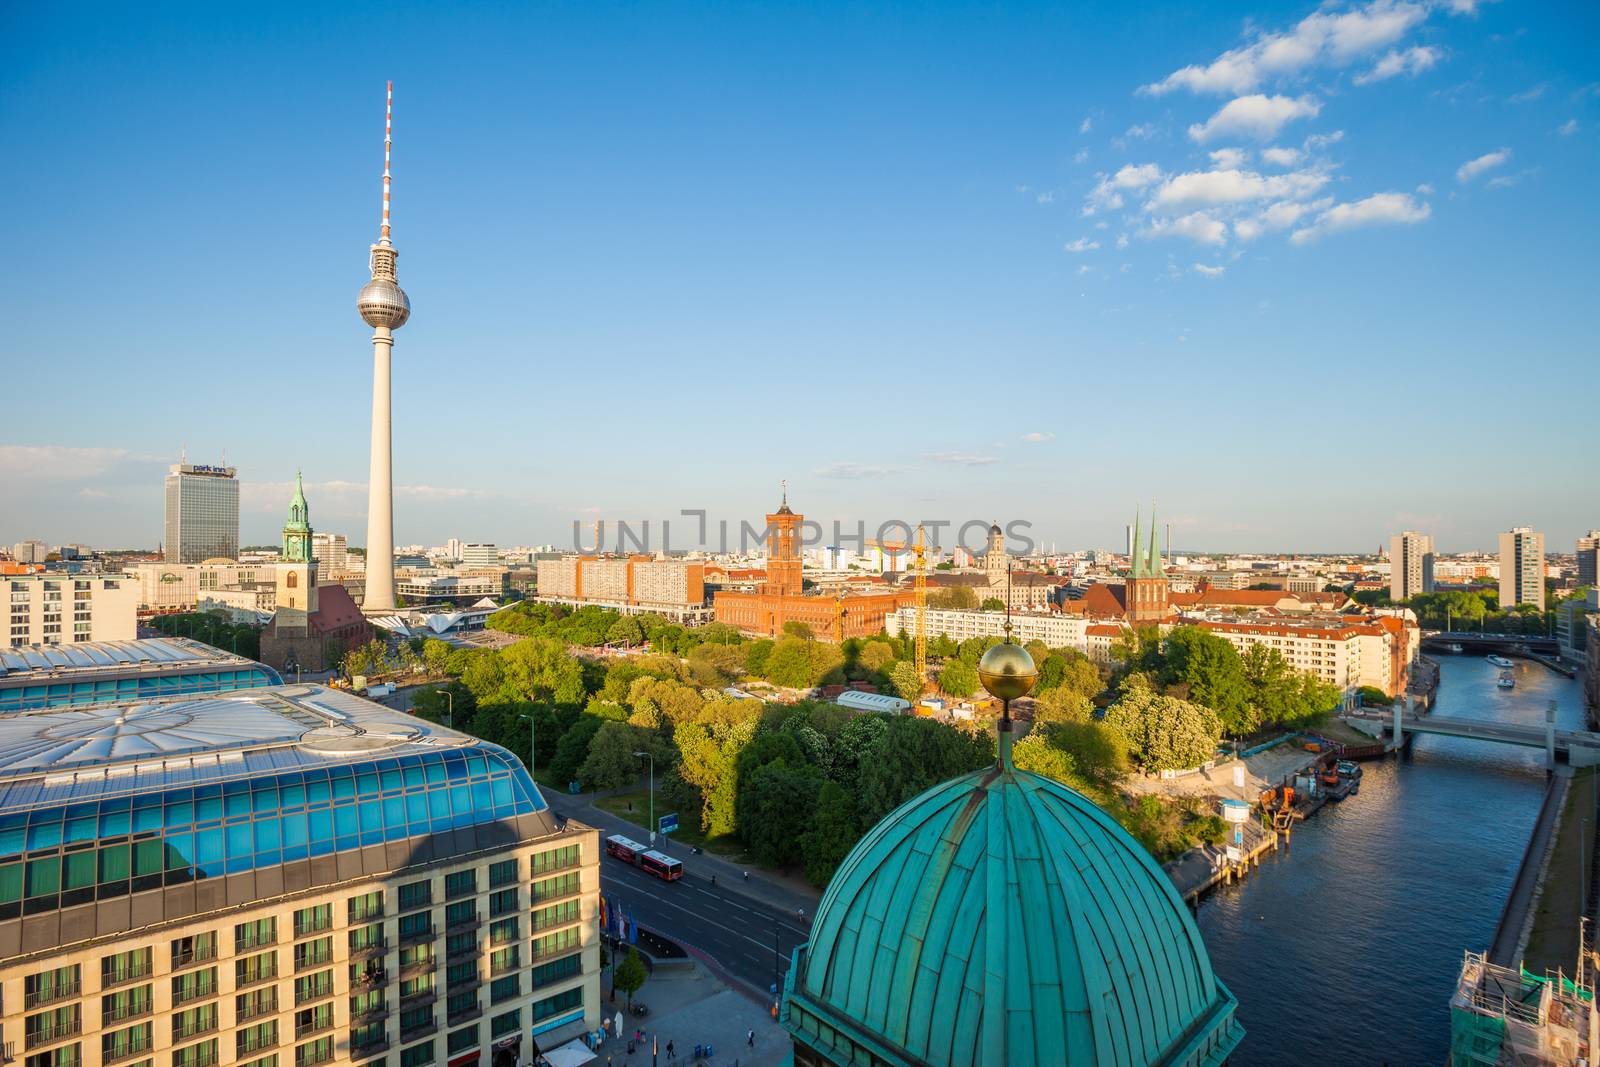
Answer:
[{"left": 2, "top": 1, "right": 1595, "bottom": 554}]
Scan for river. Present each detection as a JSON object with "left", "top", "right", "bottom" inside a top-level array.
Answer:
[{"left": 1197, "top": 654, "right": 1587, "bottom": 1066}]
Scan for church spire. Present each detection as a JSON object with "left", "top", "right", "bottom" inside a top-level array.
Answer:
[
  {"left": 1130, "top": 505, "right": 1143, "bottom": 578},
  {"left": 1147, "top": 502, "right": 1160, "bottom": 577}
]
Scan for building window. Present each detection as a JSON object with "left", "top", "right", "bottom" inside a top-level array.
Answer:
[
  {"left": 236, "top": 1021, "right": 277, "bottom": 1058},
  {"left": 350, "top": 1020, "right": 385, "bottom": 1053},
  {"left": 100, "top": 1021, "right": 152, "bottom": 1063},
  {"left": 171, "top": 932, "right": 217, "bottom": 968},
  {"left": 238, "top": 1057, "right": 278, "bottom": 1067},
  {"left": 236, "top": 951, "right": 278, "bottom": 988},
  {"left": 293, "top": 1003, "right": 333, "bottom": 1039},
  {"left": 293, "top": 937, "right": 333, "bottom": 972},
  {"left": 236, "top": 987, "right": 278, "bottom": 1023},
  {"left": 399, "top": 1041, "right": 435, "bottom": 1067},
  {"left": 445, "top": 899, "right": 477, "bottom": 929},
  {"left": 171, "top": 967, "right": 217, "bottom": 1006},
  {"left": 349, "top": 922, "right": 385, "bottom": 953},
  {"left": 399, "top": 911, "right": 434, "bottom": 942},
  {"left": 531, "top": 872, "right": 580, "bottom": 904},
  {"left": 171, "top": 1003, "right": 218, "bottom": 1042},
  {"left": 25, "top": 965, "right": 80, "bottom": 1009},
  {"left": 400, "top": 1006, "right": 435, "bottom": 1038},
  {"left": 530, "top": 845, "right": 580, "bottom": 875},
  {"left": 293, "top": 903, "right": 332, "bottom": 938},
  {"left": 488, "top": 858, "right": 517, "bottom": 888},
  {"left": 530, "top": 987, "right": 582, "bottom": 1023},
  {"left": 489, "top": 888, "right": 518, "bottom": 917},
  {"left": 489, "top": 975, "right": 520, "bottom": 1005},
  {"left": 445, "top": 869, "right": 476, "bottom": 899},
  {"left": 398, "top": 879, "right": 431, "bottom": 912},
  {"left": 350, "top": 988, "right": 386, "bottom": 1020},
  {"left": 171, "top": 1036, "right": 218, "bottom": 1067},
  {"left": 26, "top": 1004, "right": 81, "bottom": 1049},
  {"left": 400, "top": 973, "right": 436, "bottom": 1001},
  {"left": 447, "top": 1024, "right": 479, "bottom": 1055},
  {"left": 293, "top": 971, "right": 333, "bottom": 1006},
  {"left": 488, "top": 917, "right": 518, "bottom": 947},
  {"left": 530, "top": 953, "right": 581, "bottom": 991},
  {"left": 101, "top": 948, "right": 152, "bottom": 987},
  {"left": 24, "top": 1046, "right": 82, "bottom": 1067},
  {"left": 101, "top": 984, "right": 152, "bottom": 1026},
  {"left": 236, "top": 917, "right": 277, "bottom": 952},
  {"left": 349, "top": 890, "right": 384, "bottom": 923},
  {"left": 294, "top": 1036, "right": 334, "bottom": 1067},
  {"left": 489, "top": 1008, "right": 521, "bottom": 1038}
]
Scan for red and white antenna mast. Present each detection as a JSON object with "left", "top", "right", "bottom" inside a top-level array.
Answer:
[{"left": 381, "top": 80, "right": 393, "bottom": 244}]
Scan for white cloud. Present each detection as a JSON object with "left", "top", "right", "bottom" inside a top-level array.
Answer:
[
  {"left": 1021, "top": 431, "right": 1056, "bottom": 443},
  {"left": 1234, "top": 218, "right": 1263, "bottom": 241},
  {"left": 1354, "top": 44, "right": 1442, "bottom": 84},
  {"left": 1141, "top": 0, "right": 1430, "bottom": 96},
  {"left": 1143, "top": 211, "right": 1229, "bottom": 245},
  {"left": 923, "top": 451, "right": 999, "bottom": 467},
  {"left": 1442, "top": 0, "right": 1484, "bottom": 13},
  {"left": 1290, "top": 192, "right": 1431, "bottom": 242},
  {"left": 1149, "top": 167, "right": 1329, "bottom": 210},
  {"left": 1122, "top": 123, "right": 1157, "bottom": 141},
  {"left": 1487, "top": 168, "right": 1535, "bottom": 189},
  {"left": 1509, "top": 83, "right": 1547, "bottom": 103},
  {"left": 1084, "top": 163, "right": 1164, "bottom": 214},
  {"left": 1557, "top": 119, "right": 1579, "bottom": 136},
  {"left": 1209, "top": 147, "right": 1250, "bottom": 168},
  {"left": 1076, "top": 264, "right": 1093, "bottom": 275},
  {"left": 1260, "top": 146, "right": 1302, "bottom": 167},
  {"left": 1073, "top": 148, "right": 1090, "bottom": 163},
  {"left": 1115, "top": 233, "right": 1130, "bottom": 249},
  {"left": 1064, "top": 237, "right": 1100, "bottom": 252},
  {"left": 1037, "top": 191, "right": 1055, "bottom": 204},
  {"left": 1188, "top": 94, "right": 1321, "bottom": 142},
  {"left": 1304, "top": 130, "right": 1345, "bottom": 150},
  {"left": 0, "top": 445, "right": 162, "bottom": 480},
  {"left": 1456, "top": 148, "right": 1510, "bottom": 182},
  {"left": 1233, "top": 196, "right": 1335, "bottom": 240},
  {"left": 1416, "top": 182, "right": 1435, "bottom": 195},
  {"left": 1080, "top": 116, "right": 1093, "bottom": 134},
  {"left": 1193, "top": 263, "right": 1226, "bottom": 277}
]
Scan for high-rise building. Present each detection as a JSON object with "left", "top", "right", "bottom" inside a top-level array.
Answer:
[
  {"left": 10, "top": 540, "right": 48, "bottom": 564},
  {"left": 311, "top": 532, "right": 349, "bottom": 578},
  {"left": 358, "top": 82, "right": 411, "bottom": 614},
  {"left": 1498, "top": 527, "right": 1546, "bottom": 610},
  {"left": 163, "top": 463, "right": 239, "bottom": 563},
  {"left": 461, "top": 543, "right": 499, "bottom": 569},
  {"left": 4, "top": 572, "right": 138, "bottom": 647},
  {"left": 1578, "top": 530, "right": 1600, "bottom": 588},
  {"left": 1389, "top": 530, "right": 1435, "bottom": 601},
  {"left": 0, "top": 686, "right": 603, "bottom": 1067}
]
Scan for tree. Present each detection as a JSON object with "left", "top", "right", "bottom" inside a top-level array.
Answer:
[
  {"left": 937, "top": 660, "right": 979, "bottom": 698},
  {"left": 1160, "top": 626, "right": 1251, "bottom": 734},
  {"left": 1031, "top": 686, "right": 1092, "bottom": 723},
  {"left": 410, "top": 682, "right": 474, "bottom": 727},
  {"left": 1012, "top": 729, "right": 1080, "bottom": 785},
  {"left": 687, "top": 643, "right": 744, "bottom": 687},
  {"left": 1102, "top": 688, "right": 1221, "bottom": 773},
  {"left": 888, "top": 661, "right": 924, "bottom": 702},
  {"left": 548, "top": 715, "right": 603, "bottom": 785},
  {"left": 341, "top": 639, "right": 390, "bottom": 680},
  {"left": 856, "top": 717, "right": 991, "bottom": 828},
  {"left": 614, "top": 947, "right": 647, "bottom": 1008},
  {"left": 858, "top": 640, "right": 896, "bottom": 673},
  {"left": 1050, "top": 721, "right": 1129, "bottom": 783},
  {"left": 738, "top": 761, "right": 823, "bottom": 867},
  {"left": 743, "top": 639, "right": 775, "bottom": 677},
  {"left": 579, "top": 721, "right": 650, "bottom": 791},
  {"left": 421, "top": 638, "right": 457, "bottom": 677},
  {"left": 607, "top": 616, "right": 646, "bottom": 647},
  {"left": 782, "top": 620, "right": 815, "bottom": 640},
  {"left": 929, "top": 586, "right": 978, "bottom": 610},
  {"left": 980, "top": 597, "right": 1006, "bottom": 612},
  {"left": 802, "top": 782, "right": 860, "bottom": 886},
  {"left": 763, "top": 636, "right": 840, "bottom": 689}
]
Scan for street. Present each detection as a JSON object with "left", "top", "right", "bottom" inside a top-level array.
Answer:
[{"left": 598, "top": 851, "right": 812, "bottom": 998}]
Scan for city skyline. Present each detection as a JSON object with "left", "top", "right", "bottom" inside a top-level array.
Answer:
[{"left": 3, "top": 2, "right": 1596, "bottom": 552}]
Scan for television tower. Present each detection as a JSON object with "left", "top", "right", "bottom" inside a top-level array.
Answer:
[{"left": 356, "top": 81, "right": 410, "bottom": 613}]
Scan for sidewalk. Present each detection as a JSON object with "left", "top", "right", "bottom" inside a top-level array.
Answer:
[
  {"left": 592, "top": 959, "right": 788, "bottom": 1067},
  {"left": 547, "top": 791, "right": 822, "bottom": 916}
]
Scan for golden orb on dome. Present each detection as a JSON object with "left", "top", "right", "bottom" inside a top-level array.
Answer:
[{"left": 977, "top": 639, "right": 1037, "bottom": 703}]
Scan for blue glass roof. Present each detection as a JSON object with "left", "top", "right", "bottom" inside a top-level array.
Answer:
[{"left": 0, "top": 638, "right": 262, "bottom": 677}]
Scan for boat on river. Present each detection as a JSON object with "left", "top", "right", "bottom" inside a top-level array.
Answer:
[
  {"left": 1487, "top": 654, "right": 1514, "bottom": 669},
  {"left": 1497, "top": 671, "right": 1515, "bottom": 689},
  {"left": 1445, "top": 643, "right": 1465, "bottom": 654}
]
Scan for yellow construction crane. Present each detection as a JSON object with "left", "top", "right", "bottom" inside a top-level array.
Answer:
[{"left": 914, "top": 525, "right": 928, "bottom": 692}]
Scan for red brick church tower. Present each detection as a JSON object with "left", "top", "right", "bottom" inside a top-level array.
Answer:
[
  {"left": 1126, "top": 506, "right": 1170, "bottom": 624},
  {"left": 766, "top": 483, "right": 804, "bottom": 596}
]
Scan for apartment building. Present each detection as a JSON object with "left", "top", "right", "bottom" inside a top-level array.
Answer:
[
  {"left": 1188, "top": 612, "right": 1415, "bottom": 702},
  {"left": 1389, "top": 531, "right": 1435, "bottom": 602},
  {"left": 534, "top": 556, "right": 709, "bottom": 622},
  {"left": 0, "top": 686, "right": 601, "bottom": 1067},
  {"left": 126, "top": 562, "right": 278, "bottom": 616},
  {"left": 1498, "top": 528, "right": 1546, "bottom": 610},
  {"left": 6, "top": 573, "right": 137, "bottom": 648},
  {"left": 886, "top": 607, "right": 1089, "bottom": 651}
]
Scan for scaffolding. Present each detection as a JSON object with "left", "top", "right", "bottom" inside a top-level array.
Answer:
[{"left": 1450, "top": 950, "right": 1597, "bottom": 1065}]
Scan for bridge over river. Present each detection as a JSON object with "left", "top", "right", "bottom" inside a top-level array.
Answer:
[
  {"left": 1345, "top": 701, "right": 1600, "bottom": 767},
  {"left": 1419, "top": 630, "right": 1559, "bottom": 655}
]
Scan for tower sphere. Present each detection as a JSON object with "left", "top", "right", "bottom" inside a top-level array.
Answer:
[
  {"left": 358, "top": 277, "right": 410, "bottom": 329},
  {"left": 977, "top": 639, "right": 1037, "bottom": 702}
]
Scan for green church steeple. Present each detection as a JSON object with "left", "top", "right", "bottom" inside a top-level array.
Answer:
[{"left": 282, "top": 470, "right": 313, "bottom": 564}]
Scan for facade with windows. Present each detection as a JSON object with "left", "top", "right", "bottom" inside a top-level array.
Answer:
[
  {"left": 164, "top": 465, "right": 241, "bottom": 565},
  {"left": 6, "top": 574, "right": 138, "bottom": 649},
  {"left": 0, "top": 638, "right": 280, "bottom": 713},
  {"left": 0, "top": 685, "right": 600, "bottom": 1067}
]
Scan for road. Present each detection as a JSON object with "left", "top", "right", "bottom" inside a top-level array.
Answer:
[{"left": 598, "top": 851, "right": 812, "bottom": 998}]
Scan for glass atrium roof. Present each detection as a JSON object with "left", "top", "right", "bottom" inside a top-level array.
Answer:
[{"left": 0, "top": 638, "right": 247, "bottom": 676}]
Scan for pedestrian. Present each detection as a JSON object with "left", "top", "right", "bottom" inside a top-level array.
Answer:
[
  {"left": 667, "top": 1040, "right": 675, "bottom": 1061},
  {"left": 742, "top": 870, "right": 749, "bottom": 881},
  {"left": 747, "top": 1028, "right": 755, "bottom": 1047},
  {"left": 711, "top": 874, "right": 717, "bottom": 887}
]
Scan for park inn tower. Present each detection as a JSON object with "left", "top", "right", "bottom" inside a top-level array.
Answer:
[{"left": 0, "top": 686, "right": 602, "bottom": 1067}]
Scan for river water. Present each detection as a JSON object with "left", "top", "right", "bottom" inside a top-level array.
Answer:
[{"left": 1197, "top": 655, "right": 1587, "bottom": 1066}]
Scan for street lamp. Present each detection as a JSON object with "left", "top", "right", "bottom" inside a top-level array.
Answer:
[
  {"left": 442, "top": 688, "right": 454, "bottom": 730},
  {"left": 633, "top": 751, "right": 655, "bottom": 845}
]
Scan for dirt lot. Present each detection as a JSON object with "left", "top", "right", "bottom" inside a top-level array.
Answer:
[{"left": 1124, "top": 742, "right": 1325, "bottom": 804}]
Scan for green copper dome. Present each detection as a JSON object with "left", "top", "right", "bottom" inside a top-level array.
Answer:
[{"left": 781, "top": 739, "right": 1243, "bottom": 1067}]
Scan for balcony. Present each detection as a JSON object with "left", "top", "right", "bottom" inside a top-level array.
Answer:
[
  {"left": 294, "top": 1017, "right": 333, "bottom": 1040},
  {"left": 25, "top": 981, "right": 80, "bottom": 1010},
  {"left": 398, "top": 987, "right": 437, "bottom": 1012},
  {"left": 350, "top": 1038, "right": 390, "bottom": 1062},
  {"left": 26, "top": 1017, "right": 81, "bottom": 1050},
  {"left": 446, "top": 1002, "right": 483, "bottom": 1027},
  {"left": 348, "top": 939, "right": 388, "bottom": 962},
  {"left": 446, "top": 939, "right": 480, "bottom": 962},
  {"left": 398, "top": 924, "right": 436, "bottom": 948},
  {"left": 352, "top": 967, "right": 388, "bottom": 989},
  {"left": 488, "top": 956, "right": 520, "bottom": 979},
  {"left": 350, "top": 1002, "right": 389, "bottom": 1026},
  {"left": 398, "top": 957, "right": 437, "bottom": 981},
  {"left": 398, "top": 1018, "right": 438, "bottom": 1044},
  {"left": 446, "top": 910, "right": 481, "bottom": 934}
]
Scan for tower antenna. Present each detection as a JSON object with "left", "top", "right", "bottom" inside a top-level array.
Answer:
[{"left": 381, "top": 80, "right": 393, "bottom": 243}]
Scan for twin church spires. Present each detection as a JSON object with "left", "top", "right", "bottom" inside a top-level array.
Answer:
[{"left": 1126, "top": 504, "right": 1170, "bottom": 623}]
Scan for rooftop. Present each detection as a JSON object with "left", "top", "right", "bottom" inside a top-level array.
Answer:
[
  {"left": 0, "top": 684, "right": 539, "bottom": 817},
  {"left": 0, "top": 637, "right": 253, "bottom": 679}
]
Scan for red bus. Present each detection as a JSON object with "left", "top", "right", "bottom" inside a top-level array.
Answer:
[{"left": 606, "top": 834, "right": 683, "bottom": 881}]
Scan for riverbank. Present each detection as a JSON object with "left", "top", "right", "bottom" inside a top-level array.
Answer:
[{"left": 1521, "top": 766, "right": 1599, "bottom": 974}]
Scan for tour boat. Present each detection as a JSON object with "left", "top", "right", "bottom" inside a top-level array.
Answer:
[
  {"left": 1445, "top": 643, "right": 1465, "bottom": 654},
  {"left": 1496, "top": 672, "right": 1515, "bottom": 689},
  {"left": 1336, "top": 760, "right": 1363, "bottom": 780},
  {"left": 1487, "top": 655, "right": 1514, "bottom": 669}
]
